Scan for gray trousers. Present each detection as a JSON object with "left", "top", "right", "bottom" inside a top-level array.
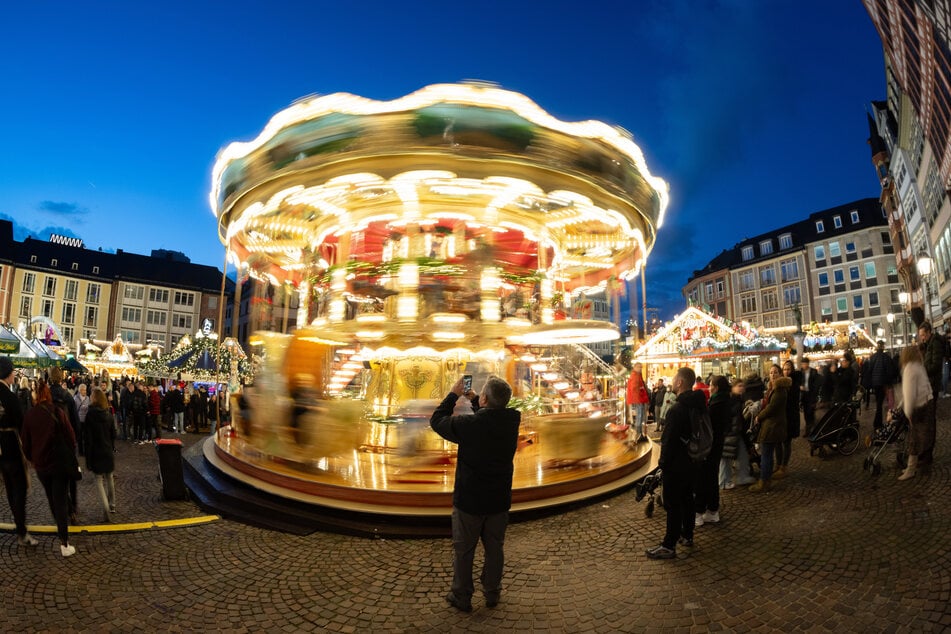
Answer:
[{"left": 451, "top": 507, "right": 508, "bottom": 602}]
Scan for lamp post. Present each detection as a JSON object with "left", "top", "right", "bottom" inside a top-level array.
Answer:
[
  {"left": 898, "top": 291, "right": 910, "bottom": 350},
  {"left": 886, "top": 312, "right": 895, "bottom": 351},
  {"left": 917, "top": 252, "right": 933, "bottom": 324}
]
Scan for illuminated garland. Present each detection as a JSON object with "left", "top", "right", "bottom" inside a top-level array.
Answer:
[{"left": 137, "top": 334, "right": 253, "bottom": 382}]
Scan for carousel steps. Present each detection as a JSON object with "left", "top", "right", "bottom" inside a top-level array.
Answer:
[{"left": 181, "top": 441, "right": 452, "bottom": 538}]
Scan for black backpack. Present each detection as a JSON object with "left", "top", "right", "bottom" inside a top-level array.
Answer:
[{"left": 685, "top": 406, "right": 714, "bottom": 463}]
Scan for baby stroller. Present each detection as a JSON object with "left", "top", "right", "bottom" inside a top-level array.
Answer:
[
  {"left": 863, "top": 407, "right": 908, "bottom": 475},
  {"left": 634, "top": 468, "right": 663, "bottom": 518},
  {"left": 808, "top": 398, "right": 861, "bottom": 457}
]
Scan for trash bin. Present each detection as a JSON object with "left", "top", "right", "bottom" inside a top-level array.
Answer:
[{"left": 155, "top": 438, "right": 187, "bottom": 500}]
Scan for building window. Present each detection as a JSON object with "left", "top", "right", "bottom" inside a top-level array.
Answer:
[
  {"left": 845, "top": 241, "right": 856, "bottom": 254},
  {"left": 92, "top": 266, "right": 99, "bottom": 274},
  {"left": 149, "top": 288, "right": 170, "bottom": 304},
  {"left": 762, "top": 291, "right": 779, "bottom": 311},
  {"left": 828, "top": 241, "right": 841, "bottom": 257},
  {"left": 43, "top": 276, "right": 57, "bottom": 297},
  {"left": 881, "top": 231, "right": 891, "bottom": 247},
  {"left": 783, "top": 285, "right": 802, "bottom": 306},
  {"left": 84, "top": 306, "right": 98, "bottom": 327},
  {"left": 864, "top": 262, "right": 877, "bottom": 278},
  {"left": 704, "top": 282, "right": 714, "bottom": 300},
  {"left": 172, "top": 313, "right": 193, "bottom": 330},
  {"left": 814, "top": 245, "right": 825, "bottom": 261},
  {"left": 22, "top": 272, "right": 35, "bottom": 294},
  {"left": 779, "top": 233, "right": 793, "bottom": 250},
  {"left": 19, "top": 296, "right": 32, "bottom": 319},
  {"left": 836, "top": 297, "right": 848, "bottom": 313},
  {"left": 62, "top": 302, "right": 76, "bottom": 324},
  {"left": 146, "top": 332, "right": 167, "bottom": 345},
  {"left": 850, "top": 210, "right": 860, "bottom": 223},
  {"left": 41, "top": 299, "right": 54, "bottom": 318},
  {"left": 741, "top": 246, "right": 754, "bottom": 261},
  {"left": 715, "top": 280, "right": 724, "bottom": 297},
  {"left": 869, "top": 291, "right": 879, "bottom": 307},
  {"left": 759, "top": 240, "right": 773, "bottom": 256},
  {"left": 818, "top": 272, "right": 829, "bottom": 287},
  {"left": 760, "top": 266, "right": 776, "bottom": 286},
  {"left": 740, "top": 294, "right": 757, "bottom": 314},
  {"left": 853, "top": 295, "right": 864, "bottom": 310},
  {"left": 849, "top": 266, "right": 860, "bottom": 281},
  {"left": 30, "top": 255, "right": 37, "bottom": 264},
  {"left": 833, "top": 215, "right": 842, "bottom": 228},
  {"left": 51, "top": 259, "right": 58, "bottom": 267},
  {"left": 61, "top": 326, "right": 73, "bottom": 346},
  {"left": 124, "top": 284, "right": 144, "bottom": 301},
  {"left": 833, "top": 269, "right": 845, "bottom": 284},
  {"left": 71, "top": 263, "right": 78, "bottom": 271},
  {"left": 174, "top": 291, "right": 195, "bottom": 307},
  {"left": 738, "top": 271, "right": 755, "bottom": 291},
  {"left": 86, "top": 283, "right": 101, "bottom": 305},
  {"left": 816, "top": 220, "right": 825, "bottom": 233},
  {"left": 64, "top": 279, "right": 78, "bottom": 301},
  {"left": 83, "top": 329, "right": 97, "bottom": 340},
  {"left": 121, "top": 307, "right": 142, "bottom": 323},
  {"left": 208, "top": 296, "right": 218, "bottom": 309},
  {"left": 147, "top": 310, "right": 167, "bottom": 326},
  {"left": 121, "top": 330, "right": 141, "bottom": 344},
  {"left": 821, "top": 300, "right": 832, "bottom": 316},
  {"left": 780, "top": 259, "right": 799, "bottom": 282}
]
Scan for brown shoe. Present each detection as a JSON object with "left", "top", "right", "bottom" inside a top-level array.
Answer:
[
  {"left": 772, "top": 466, "right": 786, "bottom": 480},
  {"left": 749, "top": 479, "right": 770, "bottom": 492}
]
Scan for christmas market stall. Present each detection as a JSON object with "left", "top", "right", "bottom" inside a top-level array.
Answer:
[{"left": 632, "top": 306, "right": 788, "bottom": 384}]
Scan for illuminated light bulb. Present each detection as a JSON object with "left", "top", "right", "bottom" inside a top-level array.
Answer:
[
  {"left": 356, "top": 314, "right": 387, "bottom": 323},
  {"left": 431, "top": 331, "right": 465, "bottom": 341},
  {"left": 481, "top": 299, "right": 500, "bottom": 322},
  {"left": 542, "top": 372, "right": 559, "bottom": 381},
  {"left": 338, "top": 348, "right": 357, "bottom": 355},
  {"left": 356, "top": 331, "right": 385, "bottom": 340},
  {"left": 530, "top": 363, "right": 548, "bottom": 372},
  {"left": 398, "top": 262, "right": 419, "bottom": 288},
  {"left": 520, "top": 354, "right": 537, "bottom": 362},
  {"left": 431, "top": 313, "right": 466, "bottom": 324},
  {"left": 565, "top": 391, "right": 580, "bottom": 400},
  {"left": 329, "top": 299, "right": 345, "bottom": 322},
  {"left": 553, "top": 381, "right": 570, "bottom": 390},
  {"left": 397, "top": 296, "right": 418, "bottom": 321}
]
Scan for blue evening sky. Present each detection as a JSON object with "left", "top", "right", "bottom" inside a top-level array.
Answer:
[{"left": 0, "top": 1, "right": 884, "bottom": 321}]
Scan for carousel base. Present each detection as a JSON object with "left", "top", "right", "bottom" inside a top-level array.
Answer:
[{"left": 183, "top": 430, "right": 657, "bottom": 538}]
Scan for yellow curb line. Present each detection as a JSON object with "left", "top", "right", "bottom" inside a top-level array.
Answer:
[{"left": 1, "top": 515, "right": 221, "bottom": 535}]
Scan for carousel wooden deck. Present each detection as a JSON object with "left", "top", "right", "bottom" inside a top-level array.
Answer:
[{"left": 206, "top": 429, "right": 657, "bottom": 517}]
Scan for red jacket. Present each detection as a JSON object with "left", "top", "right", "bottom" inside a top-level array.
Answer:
[
  {"left": 148, "top": 390, "right": 162, "bottom": 415},
  {"left": 626, "top": 372, "right": 650, "bottom": 405},
  {"left": 22, "top": 402, "right": 76, "bottom": 476}
]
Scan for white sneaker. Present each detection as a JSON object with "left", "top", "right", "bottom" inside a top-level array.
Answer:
[
  {"left": 17, "top": 533, "right": 38, "bottom": 547},
  {"left": 702, "top": 510, "right": 720, "bottom": 524},
  {"left": 723, "top": 482, "right": 736, "bottom": 490},
  {"left": 694, "top": 513, "right": 704, "bottom": 527},
  {"left": 61, "top": 544, "right": 76, "bottom": 557}
]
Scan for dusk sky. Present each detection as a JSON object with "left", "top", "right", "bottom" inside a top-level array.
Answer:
[{"left": 0, "top": 1, "right": 885, "bottom": 321}]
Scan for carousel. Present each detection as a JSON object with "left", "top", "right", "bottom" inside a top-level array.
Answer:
[{"left": 207, "top": 82, "right": 668, "bottom": 516}]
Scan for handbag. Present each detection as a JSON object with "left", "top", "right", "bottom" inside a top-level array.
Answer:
[{"left": 42, "top": 404, "right": 82, "bottom": 481}]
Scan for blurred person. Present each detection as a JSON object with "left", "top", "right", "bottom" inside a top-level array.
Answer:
[
  {"left": 646, "top": 366, "right": 703, "bottom": 559},
  {"left": 650, "top": 378, "right": 667, "bottom": 423},
  {"left": 918, "top": 322, "right": 943, "bottom": 466},
  {"left": 147, "top": 384, "right": 162, "bottom": 441},
  {"left": 865, "top": 341, "right": 898, "bottom": 430},
  {"left": 0, "top": 357, "right": 38, "bottom": 547},
  {"left": 750, "top": 364, "right": 790, "bottom": 492},
  {"left": 799, "top": 357, "right": 821, "bottom": 436},
  {"left": 774, "top": 360, "right": 802, "bottom": 479},
  {"left": 73, "top": 383, "right": 90, "bottom": 455},
  {"left": 626, "top": 363, "right": 649, "bottom": 442},
  {"left": 119, "top": 379, "right": 135, "bottom": 441},
  {"left": 897, "top": 345, "right": 934, "bottom": 481},
  {"left": 48, "top": 366, "right": 80, "bottom": 521},
  {"left": 84, "top": 388, "right": 117, "bottom": 521},
  {"left": 720, "top": 378, "right": 755, "bottom": 489},
  {"left": 17, "top": 376, "right": 33, "bottom": 414},
  {"left": 21, "top": 379, "right": 77, "bottom": 557},
  {"left": 430, "top": 375, "right": 520, "bottom": 612},
  {"left": 832, "top": 355, "right": 858, "bottom": 405},
  {"left": 197, "top": 386, "right": 209, "bottom": 431},
  {"left": 130, "top": 382, "right": 148, "bottom": 443},
  {"left": 817, "top": 360, "right": 836, "bottom": 409},
  {"left": 694, "top": 376, "right": 711, "bottom": 404},
  {"left": 165, "top": 383, "right": 185, "bottom": 433},
  {"left": 695, "top": 375, "right": 729, "bottom": 527},
  {"left": 657, "top": 384, "right": 677, "bottom": 432}
]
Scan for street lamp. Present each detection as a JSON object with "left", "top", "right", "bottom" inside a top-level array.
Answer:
[
  {"left": 897, "top": 291, "right": 910, "bottom": 349},
  {"left": 917, "top": 252, "right": 934, "bottom": 324},
  {"left": 886, "top": 312, "right": 894, "bottom": 351}
]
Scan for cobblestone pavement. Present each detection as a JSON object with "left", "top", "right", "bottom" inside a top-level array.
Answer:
[{"left": 1, "top": 400, "right": 950, "bottom": 633}]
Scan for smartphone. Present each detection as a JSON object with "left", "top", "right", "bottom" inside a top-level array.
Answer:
[{"left": 463, "top": 374, "right": 473, "bottom": 392}]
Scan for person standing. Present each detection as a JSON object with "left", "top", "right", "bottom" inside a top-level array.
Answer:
[
  {"left": 898, "top": 345, "right": 934, "bottom": 480},
  {"left": 131, "top": 382, "right": 149, "bottom": 443},
  {"left": 649, "top": 378, "right": 667, "bottom": 424},
  {"left": 73, "top": 383, "right": 91, "bottom": 456},
  {"left": 917, "top": 322, "right": 943, "bottom": 467},
  {"left": 119, "top": 379, "right": 135, "bottom": 441},
  {"left": 626, "top": 363, "right": 650, "bottom": 442},
  {"left": 147, "top": 385, "right": 162, "bottom": 441},
  {"left": 866, "top": 341, "right": 898, "bottom": 430},
  {"left": 17, "top": 376, "right": 33, "bottom": 414},
  {"left": 84, "top": 388, "right": 117, "bottom": 521},
  {"left": 750, "top": 365, "right": 791, "bottom": 492},
  {"left": 48, "top": 367, "right": 80, "bottom": 522},
  {"left": 0, "top": 357, "right": 38, "bottom": 547},
  {"left": 774, "top": 360, "right": 802, "bottom": 480},
  {"left": 646, "top": 366, "right": 704, "bottom": 560},
  {"left": 695, "top": 375, "right": 728, "bottom": 527},
  {"left": 165, "top": 384, "right": 185, "bottom": 434},
  {"left": 719, "top": 378, "right": 755, "bottom": 489},
  {"left": 21, "top": 379, "right": 77, "bottom": 557},
  {"left": 430, "top": 376, "right": 520, "bottom": 612},
  {"left": 799, "top": 357, "right": 821, "bottom": 436}
]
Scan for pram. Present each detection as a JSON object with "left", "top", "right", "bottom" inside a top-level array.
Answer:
[
  {"left": 863, "top": 407, "right": 908, "bottom": 475},
  {"left": 634, "top": 468, "right": 663, "bottom": 518},
  {"left": 808, "top": 398, "right": 861, "bottom": 457}
]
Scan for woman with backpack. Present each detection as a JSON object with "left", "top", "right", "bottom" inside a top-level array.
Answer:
[
  {"left": 750, "top": 364, "right": 791, "bottom": 492},
  {"left": 84, "top": 388, "right": 117, "bottom": 521}
]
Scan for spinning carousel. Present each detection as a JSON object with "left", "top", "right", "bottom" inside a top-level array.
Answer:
[{"left": 207, "top": 82, "right": 668, "bottom": 516}]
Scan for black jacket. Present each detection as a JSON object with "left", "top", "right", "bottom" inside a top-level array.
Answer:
[
  {"left": 164, "top": 389, "right": 185, "bottom": 414},
  {"left": 430, "top": 393, "right": 521, "bottom": 515},
  {"left": 659, "top": 389, "right": 706, "bottom": 474},
  {"left": 706, "top": 390, "right": 729, "bottom": 464},
  {"left": 84, "top": 406, "right": 116, "bottom": 474},
  {"left": 832, "top": 364, "right": 857, "bottom": 403},
  {"left": 0, "top": 381, "right": 25, "bottom": 463}
]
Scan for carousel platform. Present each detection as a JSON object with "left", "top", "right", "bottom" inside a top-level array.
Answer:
[{"left": 182, "top": 430, "right": 657, "bottom": 538}]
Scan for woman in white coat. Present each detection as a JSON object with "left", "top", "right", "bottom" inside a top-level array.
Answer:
[{"left": 898, "top": 345, "right": 933, "bottom": 481}]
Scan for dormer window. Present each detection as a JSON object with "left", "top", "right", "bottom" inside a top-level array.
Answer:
[
  {"left": 30, "top": 255, "right": 37, "bottom": 263},
  {"left": 92, "top": 266, "right": 99, "bottom": 274},
  {"left": 759, "top": 240, "right": 773, "bottom": 256},
  {"left": 850, "top": 210, "right": 860, "bottom": 223},
  {"left": 816, "top": 220, "right": 824, "bottom": 233},
  {"left": 71, "top": 263, "right": 79, "bottom": 271},
  {"left": 779, "top": 233, "right": 792, "bottom": 250},
  {"left": 833, "top": 215, "right": 842, "bottom": 228},
  {"left": 51, "top": 259, "right": 58, "bottom": 267},
  {"left": 741, "top": 245, "right": 754, "bottom": 261}
]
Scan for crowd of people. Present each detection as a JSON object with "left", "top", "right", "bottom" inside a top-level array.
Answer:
[
  {"left": 641, "top": 320, "right": 949, "bottom": 560},
  {"left": 0, "top": 361, "right": 230, "bottom": 558}
]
